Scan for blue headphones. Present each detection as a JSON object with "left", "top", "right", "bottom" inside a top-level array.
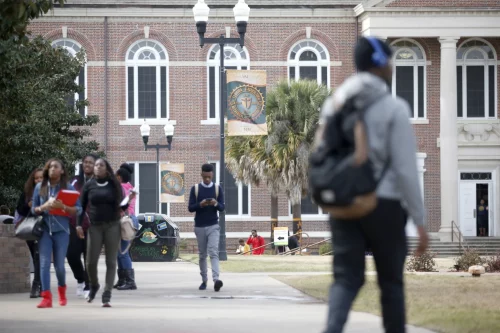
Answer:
[{"left": 366, "top": 37, "right": 388, "bottom": 67}]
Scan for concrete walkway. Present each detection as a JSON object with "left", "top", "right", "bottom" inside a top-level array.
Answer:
[{"left": 0, "top": 260, "right": 434, "bottom": 333}]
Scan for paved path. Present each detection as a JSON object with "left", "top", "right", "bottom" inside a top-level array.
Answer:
[{"left": 0, "top": 260, "right": 434, "bottom": 333}]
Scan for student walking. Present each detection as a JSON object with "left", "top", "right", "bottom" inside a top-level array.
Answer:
[
  {"left": 68, "top": 153, "right": 98, "bottom": 298},
  {"left": 15, "top": 168, "right": 44, "bottom": 298},
  {"left": 114, "top": 163, "right": 138, "bottom": 291},
  {"left": 32, "top": 159, "right": 82, "bottom": 308},
  {"left": 77, "top": 158, "right": 127, "bottom": 307},
  {"left": 188, "top": 164, "right": 225, "bottom": 292},
  {"left": 316, "top": 37, "right": 429, "bottom": 333}
]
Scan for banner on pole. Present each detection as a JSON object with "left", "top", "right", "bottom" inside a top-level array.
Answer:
[
  {"left": 226, "top": 70, "right": 267, "bottom": 136},
  {"left": 160, "top": 163, "right": 185, "bottom": 203}
]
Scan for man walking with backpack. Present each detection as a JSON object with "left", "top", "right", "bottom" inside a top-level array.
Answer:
[
  {"left": 188, "top": 164, "right": 225, "bottom": 292},
  {"left": 313, "top": 37, "right": 429, "bottom": 333}
]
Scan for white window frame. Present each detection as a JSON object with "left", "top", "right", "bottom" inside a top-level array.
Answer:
[
  {"left": 52, "top": 39, "right": 87, "bottom": 116},
  {"left": 129, "top": 161, "right": 170, "bottom": 216},
  {"left": 211, "top": 161, "right": 252, "bottom": 217},
  {"left": 390, "top": 39, "right": 427, "bottom": 119},
  {"left": 206, "top": 45, "right": 250, "bottom": 121},
  {"left": 126, "top": 40, "right": 169, "bottom": 121},
  {"left": 456, "top": 38, "right": 497, "bottom": 119},
  {"left": 287, "top": 39, "right": 330, "bottom": 86}
]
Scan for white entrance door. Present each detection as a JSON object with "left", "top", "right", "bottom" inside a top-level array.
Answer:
[{"left": 459, "top": 182, "right": 477, "bottom": 236}]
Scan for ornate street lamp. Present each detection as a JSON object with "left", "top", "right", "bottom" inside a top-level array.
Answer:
[{"left": 193, "top": 0, "right": 250, "bottom": 261}]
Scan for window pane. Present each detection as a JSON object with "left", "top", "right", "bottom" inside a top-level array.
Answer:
[
  {"left": 242, "top": 185, "right": 249, "bottom": 215},
  {"left": 299, "top": 51, "right": 317, "bottom": 61},
  {"left": 128, "top": 67, "right": 134, "bottom": 118},
  {"left": 489, "top": 65, "right": 495, "bottom": 117},
  {"left": 78, "top": 67, "right": 85, "bottom": 116},
  {"left": 160, "top": 66, "right": 167, "bottom": 119},
  {"left": 321, "top": 67, "right": 328, "bottom": 86},
  {"left": 209, "top": 67, "right": 216, "bottom": 119},
  {"left": 241, "top": 66, "right": 247, "bottom": 70},
  {"left": 418, "top": 66, "right": 424, "bottom": 118},
  {"left": 224, "top": 166, "right": 239, "bottom": 215},
  {"left": 289, "top": 67, "right": 295, "bottom": 80},
  {"left": 161, "top": 203, "right": 168, "bottom": 215},
  {"left": 138, "top": 66, "right": 157, "bottom": 119},
  {"left": 457, "top": 67, "right": 463, "bottom": 117},
  {"left": 301, "top": 195, "right": 319, "bottom": 215},
  {"left": 299, "top": 66, "right": 318, "bottom": 81},
  {"left": 139, "top": 163, "right": 157, "bottom": 214},
  {"left": 466, "top": 66, "right": 485, "bottom": 118},
  {"left": 396, "top": 66, "right": 414, "bottom": 118}
]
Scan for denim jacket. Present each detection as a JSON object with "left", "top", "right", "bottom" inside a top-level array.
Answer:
[{"left": 31, "top": 182, "right": 83, "bottom": 234}]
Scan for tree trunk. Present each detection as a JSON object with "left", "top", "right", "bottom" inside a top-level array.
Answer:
[
  {"left": 292, "top": 203, "right": 302, "bottom": 246},
  {"left": 270, "top": 195, "right": 278, "bottom": 252}
]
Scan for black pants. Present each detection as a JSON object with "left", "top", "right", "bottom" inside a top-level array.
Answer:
[
  {"left": 66, "top": 224, "right": 88, "bottom": 287},
  {"left": 26, "top": 240, "right": 40, "bottom": 283},
  {"left": 324, "top": 199, "right": 408, "bottom": 333}
]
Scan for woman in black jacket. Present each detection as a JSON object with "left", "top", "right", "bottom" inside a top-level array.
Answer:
[
  {"left": 16, "top": 168, "right": 44, "bottom": 298},
  {"left": 77, "top": 158, "right": 127, "bottom": 307}
]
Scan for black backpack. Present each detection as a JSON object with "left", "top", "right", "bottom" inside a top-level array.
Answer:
[{"left": 308, "top": 95, "right": 389, "bottom": 219}]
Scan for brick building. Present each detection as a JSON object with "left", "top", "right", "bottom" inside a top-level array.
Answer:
[{"left": 29, "top": 0, "right": 500, "bottom": 243}]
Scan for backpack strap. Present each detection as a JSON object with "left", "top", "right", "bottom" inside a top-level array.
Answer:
[
  {"left": 215, "top": 185, "right": 219, "bottom": 200},
  {"left": 195, "top": 184, "right": 199, "bottom": 200}
]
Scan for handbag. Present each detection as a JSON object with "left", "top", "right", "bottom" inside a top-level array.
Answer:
[
  {"left": 119, "top": 214, "right": 137, "bottom": 255},
  {"left": 15, "top": 215, "right": 44, "bottom": 241}
]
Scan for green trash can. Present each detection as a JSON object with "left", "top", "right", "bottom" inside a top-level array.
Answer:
[{"left": 130, "top": 213, "right": 180, "bottom": 262}]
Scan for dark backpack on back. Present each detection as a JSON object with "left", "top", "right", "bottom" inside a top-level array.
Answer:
[{"left": 308, "top": 95, "right": 389, "bottom": 220}]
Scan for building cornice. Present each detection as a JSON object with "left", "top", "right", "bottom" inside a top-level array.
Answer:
[{"left": 45, "top": 7, "right": 356, "bottom": 19}]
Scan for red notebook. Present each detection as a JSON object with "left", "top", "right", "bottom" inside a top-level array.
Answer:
[{"left": 49, "top": 189, "right": 80, "bottom": 217}]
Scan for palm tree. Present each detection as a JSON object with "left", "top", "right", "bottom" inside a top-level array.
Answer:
[
  {"left": 226, "top": 79, "right": 329, "bottom": 245},
  {"left": 265, "top": 79, "right": 329, "bottom": 242}
]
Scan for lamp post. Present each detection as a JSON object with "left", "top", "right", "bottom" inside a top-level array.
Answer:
[
  {"left": 140, "top": 120, "right": 175, "bottom": 213},
  {"left": 193, "top": 0, "right": 250, "bottom": 261}
]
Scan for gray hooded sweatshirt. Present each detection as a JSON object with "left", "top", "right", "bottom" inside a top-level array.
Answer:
[{"left": 319, "top": 72, "right": 425, "bottom": 227}]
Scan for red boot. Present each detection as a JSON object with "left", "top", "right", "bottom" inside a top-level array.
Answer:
[
  {"left": 58, "top": 285, "right": 67, "bottom": 306},
  {"left": 37, "top": 291, "right": 52, "bottom": 308}
]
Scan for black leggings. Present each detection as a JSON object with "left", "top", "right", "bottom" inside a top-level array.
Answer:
[
  {"left": 66, "top": 224, "right": 88, "bottom": 286},
  {"left": 26, "top": 240, "right": 40, "bottom": 283}
]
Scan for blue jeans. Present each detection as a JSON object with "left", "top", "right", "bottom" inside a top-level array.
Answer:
[
  {"left": 117, "top": 215, "right": 138, "bottom": 270},
  {"left": 39, "top": 230, "right": 70, "bottom": 292}
]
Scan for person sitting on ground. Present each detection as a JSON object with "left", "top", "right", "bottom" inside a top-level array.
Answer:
[
  {"left": 236, "top": 238, "right": 250, "bottom": 255},
  {"left": 246, "top": 229, "right": 265, "bottom": 255}
]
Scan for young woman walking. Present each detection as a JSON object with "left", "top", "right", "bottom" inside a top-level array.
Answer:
[
  {"left": 68, "top": 153, "right": 98, "bottom": 298},
  {"left": 32, "top": 159, "right": 82, "bottom": 308},
  {"left": 77, "top": 158, "right": 127, "bottom": 307},
  {"left": 16, "top": 168, "right": 44, "bottom": 298},
  {"left": 115, "top": 163, "right": 138, "bottom": 290}
]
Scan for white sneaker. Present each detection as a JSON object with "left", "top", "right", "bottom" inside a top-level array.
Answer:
[
  {"left": 76, "top": 282, "right": 85, "bottom": 297},
  {"left": 84, "top": 289, "right": 90, "bottom": 299}
]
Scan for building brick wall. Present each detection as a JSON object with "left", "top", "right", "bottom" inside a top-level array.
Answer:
[
  {"left": 0, "top": 225, "right": 31, "bottom": 294},
  {"left": 387, "top": 0, "right": 500, "bottom": 7}
]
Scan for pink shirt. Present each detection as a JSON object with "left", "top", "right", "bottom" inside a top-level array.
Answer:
[{"left": 121, "top": 182, "right": 136, "bottom": 215}]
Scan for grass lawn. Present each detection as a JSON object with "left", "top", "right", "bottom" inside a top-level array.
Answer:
[
  {"left": 274, "top": 274, "right": 500, "bottom": 333},
  {"left": 181, "top": 254, "right": 344, "bottom": 272}
]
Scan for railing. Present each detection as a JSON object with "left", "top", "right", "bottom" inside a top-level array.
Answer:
[
  {"left": 451, "top": 220, "right": 468, "bottom": 254},
  {"left": 238, "top": 232, "right": 310, "bottom": 256},
  {"left": 280, "top": 236, "right": 331, "bottom": 256}
]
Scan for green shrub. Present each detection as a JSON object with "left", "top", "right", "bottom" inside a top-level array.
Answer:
[
  {"left": 319, "top": 242, "right": 332, "bottom": 255},
  {"left": 454, "top": 248, "right": 485, "bottom": 271},
  {"left": 406, "top": 250, "right": 437, "bottom": 272}
]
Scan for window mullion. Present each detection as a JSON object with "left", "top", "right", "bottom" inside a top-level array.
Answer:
[
  {"left": 134, "top": 65, "right": 139, "bottom": 119},
  {"left": 156, "top": 64, "right": 161, "bottom": 119},
  {"left": 238, "top": 183, "right": 242, "bottom": 216}
]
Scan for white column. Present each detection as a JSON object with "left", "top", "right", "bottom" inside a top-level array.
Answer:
[{"left": 438, "top": 37, "right": 460, "bottom": 242}]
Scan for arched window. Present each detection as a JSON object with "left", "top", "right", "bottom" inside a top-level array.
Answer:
[
  {"left": 52, "top": 39, "right": 86, "bottom": 116},
  {"left": 126, "top": 40, "right": 169, "bottom": 120},
  {"left": 207, "top": 44, "right": 249, "bottom": 120},
  {"left": 288, "top": 40, "right": 330, "bottom": 86},
  {"left": 457, "top": 39, "right": 497, "bottom": 118},
  {"left": 391, "top": 39, "right": 426, "bottom": 119}
]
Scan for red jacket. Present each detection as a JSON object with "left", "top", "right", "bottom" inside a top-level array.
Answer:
[{"left": 247, "top": 235, "right": 265, "bottom": 255}]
